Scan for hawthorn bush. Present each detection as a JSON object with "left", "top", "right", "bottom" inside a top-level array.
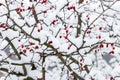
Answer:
[{"left": 0, "top": 0, "right": 120, "bottom": 80}]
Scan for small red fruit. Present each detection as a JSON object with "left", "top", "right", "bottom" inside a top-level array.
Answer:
[
  {"left": 29, "top": 49, "right": 32, "bottom": 52},
  {"left": 28, "top": 6, "right": 32, "bottom": 10},
  {"left": 50, "top": 19, "right": 58, "bottom": 25},
  {"left": 18, "top": 40, "right": 21, "bottom": 42},
  {"left": 37, "top": 29, "right": 41, "bottom": 32},
  {"left": 0, "top": 3, "right": 2, "bottom": 6},
  {"left": 8, "top": 54, "right": 12, "bottom": 58},
  {"left": 29, "top": 42, "right": 34, "bottom": 45},
  {"left": 43, "top": 10, "right": 47, "bottom": 13},
  {"left": 100, "top": 43, "right": 104, "bottom": 48},
  {"left": 21, "top": 45, "right": 24, "bottom": 48},
  {"left": 67, "top": 6, "right": 75, "bottom": 11},
  {"left": 5, "top": 28, "right": 8, "bottom": 30},
  {"left": 94, "top": 50, "right": 97, "bottom": 53},
  {"left": 109, "top": 50, "right": 114, "bottom": 54},
  {"left": 50, "top": 6, "right": 53, "bottom": 10},
  {"left": 48, "top": 41, "right": 52, "bottom": 45},
  {"left": 96, "top": 35, "right": 101, "bottom": 39},
  {"left": 86, "top": 30, "right": 91, "bottom": 34},
  {"left": 80, "top": 59, "right": 83, "bottom": 62},
  {"left": 67, "top": 44, "right": 72, "bottom": 50},
  {"left": 35, "top": 45, "right": 39, "bottom": 49},
  {"left": 64, "top": 36, "right": 68, "bottom": 39},
  {"left": 80, "top": 67, "right": 84, "bottom": 71},
  {"left": 19, "top": 8, "right": 23, "bottom": 12},
  {"left": 112, "top": 47, "right": 115, "bottom": 50},
  {"left": 99, "top": 27, "right": 102, "bottom": 30},
  {"left": 87, "top": 17, "right": 90, "bottom": 20},
  {"left": 86, "top": 1, "right": 88, "bottom": 3},
  {"left": 70, "top": 25, "right": 73, "bottom": 28},
  {"left": 82, "top": 0, "right": 84, "bottom": 2},
  {"left": 32, "top": 9, "right": 36, "bottom": 13},
  {"left": 23, "top": 49, "right": 27, "bottom": 53},
  {"left": 106, "top": 43, "right": 109, "bottom": 47},
  {"left": 16, "top": 8, "right": 20, "bottom": 12},
  {"left": 41, "top": 0, "right": 47, "bottom": 4},
  {"left": 110, "top": 76, "right": 113, "bottom": 80},
  {"left": 59, "top": 36, "right": 62, "bottom": 38},
  {"left": 66, "top": 29, "right": 69, "bottom": 33},
  {"left": 111, "top": 43, "right": 114, "bottom": 46}
]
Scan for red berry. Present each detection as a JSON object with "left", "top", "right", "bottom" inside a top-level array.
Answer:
[
  {"left": 29, "top": 49, "right": 32, "bottom": 52},
  {"left": 67, "top": 44, "right": 72, "bottom": 50},
  {"left": 98, "top": 35, "right": 101, "bottom": 39},
  {"left": 112, "top": 47, "right": 115, "bottom": 50},
  {"left": 37, "top": 29, "right": 41, "bottom": 32},
  {"left": 23, "top": 49, "right": 27, "bottom": 53},
  {"left": 8, "top": 54, "right": 12, "bottom": 57},
  {"left": 66, "top": 29, "right": 69, "bottom": 33},
  {"left": 70, "top": 25, "right": 73, "bottom": 28},
  {"left": 43, "top": 10, "right": 47, "bottom": 13},
  {"left": 96, "top": 35, "right": 101, "bottom": 39},
  {"left": 100, "top": 43, "right": 104, "bottom": 48},
  {"left": 109, "top": 50, "right": 114, "bottom": 54},
  {"left": 21, "top": 45, "right": 24, "bottom": 48},
  {"left": 29, "top": 42, "right": 34, "bottom": 45},
  {"left": 99, "top": 27, "right": 102, "bottom": 30},
  {"left": 70, "top": 72, "right": 74, "bottom": 76},
  {"left": 72, "top": 6, "right": 75, "bottom": 11},
  {"left": 87, "top": 17, "right": 90, "bottom": 20},
  {"left": 86, "top": 1, "right": 88, "bottom": 3},
  {"left": 0, "top": 3, "right": 3, "bottom": 6},
  {"left": 22, "top": 9, "right": 25, "bottom": 11},
  {"left": 80, "top": 59, "right": 83, "bottom": 62},
  {"left": 51, "top": 19, "right": 57, "bottom": 25},
  {"left": 111, "top": 43, "right": 114, "bottom": 46},
  {"left": 41, "top": 0, "right": 47, "bottom": 4},
  {"left": 32, "top": 9, "right": 36, "bottom": 13},
  {"left": 50, "top": 6, "right": 53, "bottom": 10},
  {"left": 87, "top": 30, "right": 91, "bottom": 34},
  {"left": 35, "top": 45, "right": 39, "bottom": 49},
  {"left": 86, "top": 15, "right": 89, "bottom": 17},
  {"left": 106, "top": 43, "right": 109, "bottom": 47},
  {"left": 67, "top": 7, "right": 70, "bottom": 10},
  {"left": 59, "top": 36, "right": 62, "bottom": 38},
  {"left": 94, "top": 50, "right": 97, "bottom": 53},
  {"left": 28, "top": 6, "right": 32, "bottom": 10},
  {"left": 110, "top": 76, "right": 113, "bottom": 80},
  {"left": 16, "top": 8, "right": 20, "bottom": 12},
  {"left": 80, "top": 67, "right": 84, "bottom": 71},
  {"left": 5, "top": 28, "right": 8, "bottom": 30},
  {"left": 82, "top": 0, "right": 84, "bottom": 2},
  {"left": 19, "top": 8, "right": 23, "bottom": 12},
  {"left": 18, "top": 40, "right": 21, "bottom": 42},
  {"left": 48, "top": 41, "right": 52, "bottom": 45},
  {"left": 67, "top": 6, "right": 75, "bottom": 10},
  {"left": 64, "top": 36, "right": 68, "bottom": 39}
]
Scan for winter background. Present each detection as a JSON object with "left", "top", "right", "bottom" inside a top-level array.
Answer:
[{"left": 0, "top": 0, "right": 120, "bottom": 80}]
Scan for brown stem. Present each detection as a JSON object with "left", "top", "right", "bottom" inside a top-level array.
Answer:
[
  {"left": 76, "top": 14, "right": 82, "bottom": 37},
  {"left": 5, "top": 37, "right": 21, "bottom": 60},
  {"left": 42, "top": 54, "right": 46, "bottom": 80}
]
